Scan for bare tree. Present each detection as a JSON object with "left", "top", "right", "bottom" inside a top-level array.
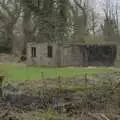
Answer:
[
  {"left": 88, "top": 9, "right": 99, "bottom": 40},
  {"left": 71, "top": 0, "right": 90, "bottom": 42},
  {"left": 101, "top": 0, "right": 119, "bottom": 42},
  {"left": 22, "top": 0, "right": 72, "bottom": 43},
  {"left": 0, "top": 0, "right": 21, "bottom": 53}
]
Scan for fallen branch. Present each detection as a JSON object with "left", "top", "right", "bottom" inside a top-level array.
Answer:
[
  {"left": 88, "top": 112, "right": 102, "bottom": 120},
  {"left": 99, "top": 114, "right": 110, "bottom": 120}
]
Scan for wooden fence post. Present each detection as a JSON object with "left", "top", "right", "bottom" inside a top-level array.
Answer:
[{"left": 85, "top": 73, "right": 88, "bottom": 89}]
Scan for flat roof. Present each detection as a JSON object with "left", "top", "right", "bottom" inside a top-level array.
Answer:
[{"left": 27, "top": 41, "right": 117, "bottom": 46}]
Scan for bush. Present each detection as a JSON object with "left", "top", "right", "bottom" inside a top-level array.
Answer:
[{"left": 19, "top": 55, "right": 27, "bottom": 62}]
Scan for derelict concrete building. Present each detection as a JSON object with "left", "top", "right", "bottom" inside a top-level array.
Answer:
[{"left": 27, "top": 42, "right": 117, "bottom": 67}]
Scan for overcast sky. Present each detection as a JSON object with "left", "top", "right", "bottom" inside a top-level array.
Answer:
[
  {"left": 93, "top": 0, "right": 120, "bottom": 16},
  {"left": 70, "top": 0, "right": 120, "bottom": 20}
]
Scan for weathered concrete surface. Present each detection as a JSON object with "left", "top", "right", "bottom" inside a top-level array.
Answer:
[
  {"left": 27, "top": 42, "right": 59, "bottom": 66},
  {"left": 61, "top": 45, "right": 83, "bottom": 66},
  {"left": 27, "top": 42, "right": 85, "bottom": 66}
]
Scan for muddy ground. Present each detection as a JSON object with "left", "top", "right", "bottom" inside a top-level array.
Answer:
[{"left": 1, "top": 71, "right": 120, "bottom": 120}]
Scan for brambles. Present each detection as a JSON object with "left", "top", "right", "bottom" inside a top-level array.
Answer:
[{"left": 0, "top": 72, "right": 119, "bottom": 119}]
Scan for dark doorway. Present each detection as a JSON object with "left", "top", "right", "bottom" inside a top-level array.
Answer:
[{"left": 82, "top": 44, "right": 117, "bottom": 66}]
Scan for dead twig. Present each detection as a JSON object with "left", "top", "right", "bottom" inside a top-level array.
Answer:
[{"left": 99, "top": 114, "right": 110, "bottom": 120}]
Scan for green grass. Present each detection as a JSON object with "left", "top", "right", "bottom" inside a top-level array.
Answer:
[{"left": 0, "top": 64, "right": 113, "bottom": 82}]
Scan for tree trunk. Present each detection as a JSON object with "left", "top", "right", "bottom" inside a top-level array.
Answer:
[
  {"left": 22, "top": 7, "right": 32, "bottom": 55},
  {"left": 4, "top": 24, "right": 15, "bottom": 54}
]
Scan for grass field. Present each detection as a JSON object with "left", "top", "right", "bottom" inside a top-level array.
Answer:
[{"left": 0, "top": 64, "right": 114, "bottom": 82}]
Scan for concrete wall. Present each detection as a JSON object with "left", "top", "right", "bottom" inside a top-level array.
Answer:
[
  {"left": 61, "top": 45, "right": 83, "bottom": 66},
  {"left": 115, "top": 45, "right": 120, "bottom": 67},
  {"left": 27, "top": 42, "right": 59, "bottom": 66},
  {"left": 27, "top": 43, "right": 84, "bottom": 67}
]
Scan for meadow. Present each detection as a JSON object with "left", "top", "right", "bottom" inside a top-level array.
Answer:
[{"left": 0, "top": 63, "right": 113, "bottom": 81}]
